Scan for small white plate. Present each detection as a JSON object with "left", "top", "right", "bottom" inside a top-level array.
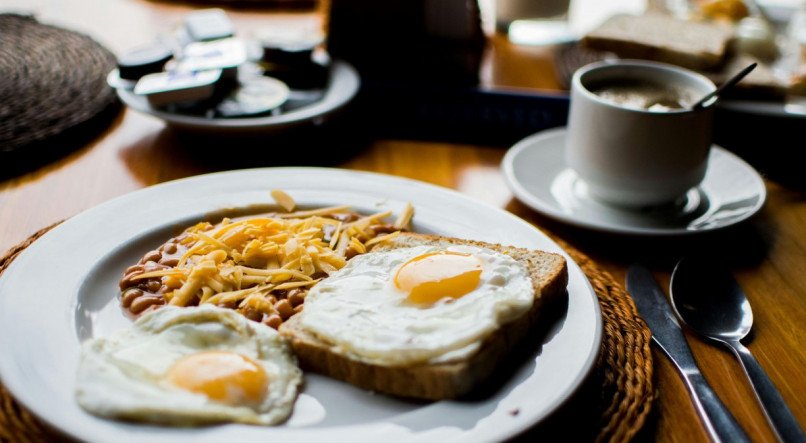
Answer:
[
  {"left": 0, "top": 168, "right": 601, "bottom": 443},
  {"left": 116, "top": 61, "right": 359, "bottom": 134},
  {"left": 502, "top": 128, "right": 767, "bottom": 236}
]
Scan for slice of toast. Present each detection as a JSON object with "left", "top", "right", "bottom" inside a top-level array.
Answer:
[
  {"left": 789, "top": 44, "right": 806, "bottom": 96},
  {"left": 582, "top": 14, "right": 733, "bottom": 70},
  {"left": 704, "top": 54, "right": 787, "bottom": 100},
  {"left": 279, "top": 233, "right": 568, "bottom": 400}
]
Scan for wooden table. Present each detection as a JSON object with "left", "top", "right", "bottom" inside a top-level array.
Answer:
[{"left": 1, "top": 1, "right": 803, "bottom": 442}]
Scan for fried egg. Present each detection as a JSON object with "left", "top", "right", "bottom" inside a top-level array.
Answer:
[
  {"left": 75, "top": 305, "right": 302, "bottom": 425},
  {"left": 294, "top": 245, "right": 533, "bottom": 366}
]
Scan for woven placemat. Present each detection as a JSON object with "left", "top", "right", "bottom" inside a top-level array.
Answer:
[
  {"left": 0, "top": 14, "right": 118, "bottom": 156},
  {"left": 0, "top": 223, "right": 654, "bottom": 443}
]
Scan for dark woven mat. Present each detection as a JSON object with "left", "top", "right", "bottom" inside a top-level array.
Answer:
[
  {"left": 0, "top": 14, "right": 119, "bottom": 160},
  {"left": 0, "top": 222, "right": 654, "bottom": 443}
]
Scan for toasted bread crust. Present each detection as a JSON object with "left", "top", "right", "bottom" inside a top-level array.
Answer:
[{"left": 279, "top": 233, "right": 568, "bottom": 400}]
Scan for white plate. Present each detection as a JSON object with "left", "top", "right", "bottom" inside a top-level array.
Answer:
[
  {"left": 116, "top": 61, "right": 360, "bottom": 133},
  {"left": 502, "top": 128, "right": 767, "bottom": 236},
  {"left": 0, "top": 168, "right": 601, "bottom": 443}
]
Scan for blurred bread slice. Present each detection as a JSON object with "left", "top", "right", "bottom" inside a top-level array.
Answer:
[
  {"left": 791, "top": 69, "right": 806, "bottom": 96},
  {"left": 705, "top": 54, "right": 787, "bottom": 99},
  {"left": 582, "top": 14, "right": 733, "bottom": 70},
  {"left": 789, "top": 45, "right": 806, "bottom": 96}
]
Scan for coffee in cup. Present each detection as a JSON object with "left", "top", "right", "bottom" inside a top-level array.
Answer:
[{"left": 588, "top": 79, "right": 697, "bottom": 112}]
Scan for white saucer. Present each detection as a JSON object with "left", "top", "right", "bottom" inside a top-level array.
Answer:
[{"left": 501, "top": 128, "right": 767, "bottom": 236}]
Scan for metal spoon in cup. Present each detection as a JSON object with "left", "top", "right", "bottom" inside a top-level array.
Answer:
[
  {"left": 692, "top": 63, "right": 757, "bottom": 110},
  {"left": 670, "top": 257, "right": 805, "bottom": 443}
]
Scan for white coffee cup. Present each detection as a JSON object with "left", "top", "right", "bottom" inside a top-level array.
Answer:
[{"left": 566, "top": 60, "right": 717, "bottom": 207}]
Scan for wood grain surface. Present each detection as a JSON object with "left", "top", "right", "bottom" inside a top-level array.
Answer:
[{"left": 0, "top": 1, "right": 803, "bottom": 442}]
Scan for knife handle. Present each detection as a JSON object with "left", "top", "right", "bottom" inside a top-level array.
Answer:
[
  {"left": 728, "top": 340, "right": 806, "bottom": 443},
  {"left": 684, "top": 372, "right": 751, "bottom": 443}
]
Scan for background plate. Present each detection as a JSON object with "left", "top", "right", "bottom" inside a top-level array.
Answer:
[
  {"left": 0, "top": 168, "right": 601, "bottom": 443},
  {"left": 117, "top": 61, "right": 359, "bottom": 134}
]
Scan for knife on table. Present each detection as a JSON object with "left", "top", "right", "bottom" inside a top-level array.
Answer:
[{"left": 626, "top": 264, "right": 750, "bottom": 443}]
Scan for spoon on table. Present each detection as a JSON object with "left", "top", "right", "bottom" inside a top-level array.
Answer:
[
  {"left": 692, "top": 63, "right": 757, "bottom": 110},
  {"left": 670, "top": 257, "right": 805, "bottom": 443}
]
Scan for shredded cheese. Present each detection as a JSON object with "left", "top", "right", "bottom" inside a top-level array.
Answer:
[
  {"left": 271, "top": 189, "right": 296, "bottom": 212},
  {"left": 144, "top": 203, "right": 408, "bottom": 322}
]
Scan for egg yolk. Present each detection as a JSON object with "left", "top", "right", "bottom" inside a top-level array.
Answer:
[
  {"left": 165, "top": 351, "right": 269, "bottom": 406},
  {"left": 394, "top": 251, "right": 483, "bottom": 305}
]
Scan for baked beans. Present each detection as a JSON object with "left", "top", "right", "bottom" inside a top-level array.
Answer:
[{"left": 118, "top": 209, "right": 401, "bottom": 329}]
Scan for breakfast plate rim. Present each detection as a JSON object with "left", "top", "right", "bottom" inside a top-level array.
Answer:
[{"left": 0, "top": 167, "right": 602, "bottom": 443}]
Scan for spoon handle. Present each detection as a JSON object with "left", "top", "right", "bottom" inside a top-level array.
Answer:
[
  {"left": 692, "top": 62, "right": 757, "bottom": 110},
  {"left": 727, "top": 340, "right": 806, "bottom": 443}
]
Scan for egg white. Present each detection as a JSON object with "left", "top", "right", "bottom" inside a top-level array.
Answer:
[
  {"left": 75, "top": 305, "right": 302, "bottom": 426},
  {"left": 295, "top": 245, "right": 533, "bottom": 366}
]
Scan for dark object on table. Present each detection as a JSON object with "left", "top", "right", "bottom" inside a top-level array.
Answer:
[
  {"left": 262, "top": 61, "right": 329, "bottom": 90},
  {"left": 259, "top": 34, "right": 329, "bottom": 90},
  {"left": 328, "top": 0, "right": 485, "bottom": 85},
  {"left": 713, "top": 109, "right": 804, "bottom": 189},
  {"left": 0, "top": 14, "right": 120, "bottom": 175},
  {"left": 260, "top": 35, "right": 320, "bottom": 67},
  {"left": 353, "top": 86, "right": 570, "bottom": 146},
  {"left": 328, "top": 0, "right": 572, "bottom": 144},
  {"left": 117, "top": 43, "right": 174, "bottom": 81}
]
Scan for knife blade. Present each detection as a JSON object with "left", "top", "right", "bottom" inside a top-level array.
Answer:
[{"left": 627, "top": 264, "right": 750, "bottom": 443}]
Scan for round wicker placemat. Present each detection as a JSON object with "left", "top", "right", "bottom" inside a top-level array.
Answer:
[
  {"left": 0, "top": 14, "right": 119, "bottom": 156},
  {"left": 0, "top": 223, "right": 654, "bottom": 443}
]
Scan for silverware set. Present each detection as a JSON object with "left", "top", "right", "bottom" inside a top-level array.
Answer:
[{"left": 627, "top": 261, "right": 804, "bottom": 443}]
